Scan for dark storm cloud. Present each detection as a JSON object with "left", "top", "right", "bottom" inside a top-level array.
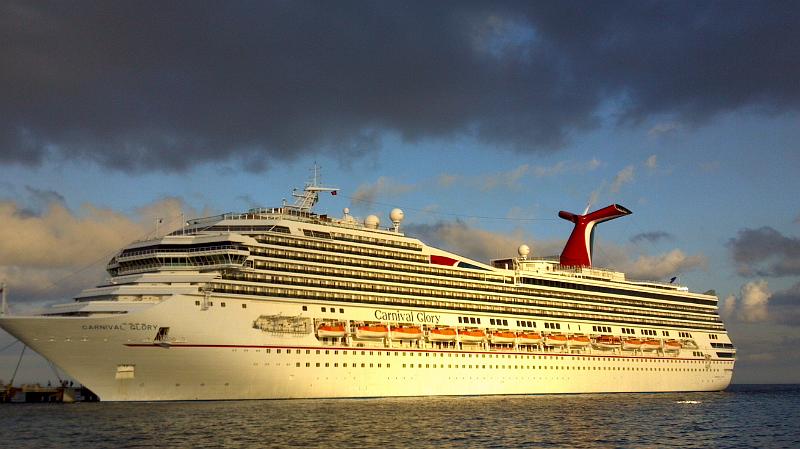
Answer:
[
  {"left": 2, "top": 1, "right": 799, "bottom": 172},
  {"left": 728, "top": 227, "right": 800, "bottom": 276},
  {"left": 770, "top": 282, "right": 800, "bottom": 327},
  {"left": 630, "top": 231, "right": 673, "bottom": 244}
]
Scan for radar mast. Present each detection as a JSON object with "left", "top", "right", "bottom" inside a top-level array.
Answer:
[{"left": 286, "top": 163, "right": 339, "bottom": 213}]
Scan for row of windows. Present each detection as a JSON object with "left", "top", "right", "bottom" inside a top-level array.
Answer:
[
  {"left": 593, "top": 325, "right": 612, "bottom": 333},
  {"left": 208, "top": 282, "right": 727, "bottom": 332},
  {"left": 516, "top": 320, "right": 535, "bottom": 328},
  {"left": 709, "top": 334, "right": 719, "bottom": 340},
  {"left": 252, "top": 233, "right": 717, "bottom": 310},
  {"left": 258, "top": 347, "right": 727, "bottom": 363},
  {"left": 200, "top": 225, "right": 290, "bottom": 234},
  {"left": 641, "top": 329, "right": 657, "bottom": 336},
  {"left": 678, "top": 332, "right": 694, "bottom": 338},
  {"left": 543, "top": 322, "right": 561, "bottom": 329},
  {"left": 711, "top": 342, "right": 735, "bottom": 349},
  {"left": 115, "top": 253, "right": 247, "bottom": 275},
  {"left": 290, "top": 362, "right": 721, "bottom": 372},
  {"left": 458, "top": 316, "right": 482, "bottom": 324},
  {"left": 253, "top": 234, "right": 429, "bottom": 264},
  {"left": 228, "top": 271, "right": 720, "bottom": 327},
  {"left": 328, "top": 231, "right": 423, "bottom": 252},
  {"left": 251, "top": 258, "right": 715, "bottom": 317},
  {"left": 194, "top": 300, "right": 245, "bottom": 308},
  {"left": 519, "top": 276, "right": 717, "bottom": 307},
  {"left": 251, "top": 245, "right": 504, "bottom": 284}
]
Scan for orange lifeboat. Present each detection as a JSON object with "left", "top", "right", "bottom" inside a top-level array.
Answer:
[
  {"left": 317, "top": 323, "right": 347, "bottom": 338},
  {"left": 545, "top": 334, "right": 568, "bottom": 346},
  {"left": 518, "top": 332, "right": 542, "bottom": 344},
  {"left": 622, "top": 338, "right": 643, "bottom": 350},
  {"left": 491, "top": 331, "right": 516, "bottom": 344},
  {"left": 641, "top": 339, "right": 661, "bottom": 351},
  {"left": 429, "top": 327, "right": 457, "bottom": 341},
  {"left": 594, "top": 335, "right": 621, "bottom": 349},
  {"left": 459, "top": 329, "right": 486, "bottom": 342},
  {"left": 391, "top": 326, "right": 422, "bottom": 340},
  {"left": 568, "top": 335, "right": 590, "bottom": 347},
  {"left": 664, "top": 339, "right": 682, "bottom": 352},
  {"left": 355, "top": 324, "right": 389, "bottom": 339}
]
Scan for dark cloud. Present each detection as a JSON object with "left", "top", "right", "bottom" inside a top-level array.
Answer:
[
  {"left": 2, "top": 1, "right": 799, "bottom": 172},
  {"left": 728, "top": 227, "right": 800, "bottom": 276},
  {"left": 630, "top": 231, "right": 673, "bottom": 244},
  {"left": 770, "top": 282, "right": 800, "bottom": 327}
]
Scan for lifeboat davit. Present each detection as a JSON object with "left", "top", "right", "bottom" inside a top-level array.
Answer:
[
  {"left": 355, "top": 324, "right": 389, "bottom": 339},
  {"left": 459, "top": 329, "right": 486, "bottom": 342},
  {"left": 568, "top": 335, "right": 591, "bottom": 347},
  {"left": 317, "top": 323, "right": 347, "bottom": 338},
  {"left": 391, "top": 326, "right": 422, "bottom": 340},
  {"left": 545, "top": 334, "right": 568, "bottom": 346},
  {"left": 429, "top": 327, "right": 457, "bottom": 341},
  {"left": 518, "top": 332, "right": 542, "bottom": 344},
  {"left": 641, "top": 339, "right": 661, "bottom": 351},
  {"left": 622, "top": 338, "right": 643, "bottom": 350},
  {"left": 664, "top": 339, "right": 682, "bottom": 352},
  {"left": 491, "top": 331, "right": 516, "bottom": 344},
  {"left": 594, "top": 335, "right": 621, "bottom": 349}
]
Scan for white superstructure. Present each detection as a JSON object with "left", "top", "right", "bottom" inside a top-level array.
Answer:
[{"left": 0, "top": 169, "right": 734, "bottom": 401}]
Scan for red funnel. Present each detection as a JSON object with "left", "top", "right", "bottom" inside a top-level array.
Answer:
[{"left": 558, "top": 204, "right": 631, "bottom": 267}]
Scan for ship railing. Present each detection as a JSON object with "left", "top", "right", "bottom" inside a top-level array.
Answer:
[{"left": 116, "top": 245, "right": 249, "bottom": 261}]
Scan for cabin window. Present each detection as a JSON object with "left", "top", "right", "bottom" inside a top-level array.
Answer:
[{"left": 302, "top": 305, "right": 307, "bottom": 311}]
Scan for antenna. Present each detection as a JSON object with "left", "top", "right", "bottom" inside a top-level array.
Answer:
[{"left": 285, "top": 163, "right": 340, "bottom": 213}]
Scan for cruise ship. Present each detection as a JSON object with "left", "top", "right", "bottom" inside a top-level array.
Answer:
[{"left": 0, "top": 169, "right": 735, "bottom": 400}]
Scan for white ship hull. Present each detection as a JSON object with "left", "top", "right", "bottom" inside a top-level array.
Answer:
[{"left": 0, "top": 295, "right": 734, "bottom": 401}]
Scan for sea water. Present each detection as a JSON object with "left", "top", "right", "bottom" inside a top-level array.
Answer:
[{"left": 1, "top": 385, "right": 798, "bottom": 448}]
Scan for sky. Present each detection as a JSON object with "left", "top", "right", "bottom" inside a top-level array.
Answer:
[{"left": 1, "top": 0, "right": 799, "bottom": 384}]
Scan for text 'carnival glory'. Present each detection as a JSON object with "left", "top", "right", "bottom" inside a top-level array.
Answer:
[{"left": 0, "top": 169, "right": 734, "bottom": 400}]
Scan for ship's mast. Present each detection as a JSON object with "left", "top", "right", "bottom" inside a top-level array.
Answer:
[{"left": 286, "top": 163, "right": 339, "bottom": 213}]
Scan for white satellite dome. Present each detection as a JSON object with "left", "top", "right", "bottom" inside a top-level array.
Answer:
[
  {"left": 364, "top": 214, "right": 380, "bottom": 229},
  {"left": 390, "top": 208, "right": 404, "bottom": 223},
  {"left": 518, "top": 244, "right": 531, "bottom": 259}
]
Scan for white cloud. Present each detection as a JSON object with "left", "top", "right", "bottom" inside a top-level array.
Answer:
[
  {"left": 610, "top": 165, "right": 635, "bottom": 193},
  {"left": 437, "top": 159, "right": 601, "bottom": 193},
  {"left": 647, "top": 122, "right": 680, "bottom": 138},
  {"left": 721, "top": 294, "right": 737, "bottom": 320},
  {"left": 477, "top": 164, "right": 529, "bottom": 191},
  {"left": 602, "top": 248, "right": 707, "bottom": 281},
  {"left": 644, "top": 154, "right": 657, "bottom": 170},
  {"left": 0, "top": 197, "right": 193, "bottom": 305},
  {"left": 531, "top": 159, "right": 602, "bottom": 177},
  {"left": 351, "top": 177, "right": 416, "bottom": 207},
  {"left": 739, "top": 280, "right": 772, "bottom": 322}
]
